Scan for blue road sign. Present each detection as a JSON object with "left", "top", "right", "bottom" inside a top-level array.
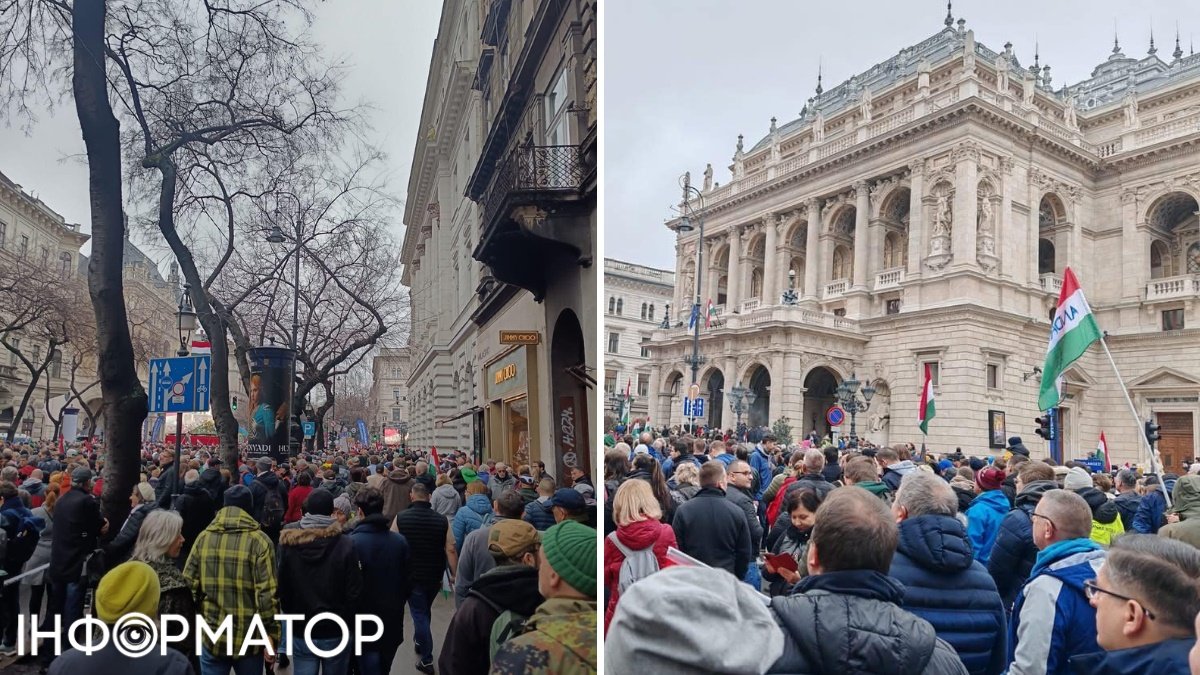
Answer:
[
  {"left": 691, "top": 397, "right": 705, "bottom": 418},
  {"left": 148, "top": 356, "right": 212, "bottom": 413},
  {"left": 303, "top": 421, "right": 316, "bottom": 439}
]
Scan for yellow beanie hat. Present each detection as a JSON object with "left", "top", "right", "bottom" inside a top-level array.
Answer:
[{"left": 95, "top": 561, "right": 160, "bottom": 623}]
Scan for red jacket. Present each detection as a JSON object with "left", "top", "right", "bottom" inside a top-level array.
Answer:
[
  {"left": 603, "top": 518, "right": 677, "bottom": 631},
  {"left": 285, "top": 485, "right": 313, "bottom": 524}
]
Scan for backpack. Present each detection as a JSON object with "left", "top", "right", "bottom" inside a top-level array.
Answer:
[
  {"left": 2, "top": 516, "right": 38, "bottom": 569},
  {"left": 607, "top": 531, "right": 660, "bottom": 595},
  {"left": 766, "top": 476, "right": 798, "bottom": 526},
  {"left": 488, "top": 608, "right": 531, "bottom": 662},
  {"left": 258, "top": 483, "right": 285, "bottom": 534}
]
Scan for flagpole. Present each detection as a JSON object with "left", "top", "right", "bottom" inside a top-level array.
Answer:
[{"left": 1098, "top": 333, "right": 1172, "bottom": 509}]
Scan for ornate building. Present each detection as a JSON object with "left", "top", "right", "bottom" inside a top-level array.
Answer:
[
  {"left": 403, "top": 0, "right": 597, "bottom": 479},
  {"left": 368, "top": 347, "right": 410, "bottom": 442},
  {"left": 649, "top": 13, "right": 1200, "bottom": 467},
  {"left": 603, "top": 258, "right": 674, "bottom": 421}
]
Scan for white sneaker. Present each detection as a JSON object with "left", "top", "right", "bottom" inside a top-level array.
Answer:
[{"left": 0, "top": 643, "right": 17, "bottom": 656}]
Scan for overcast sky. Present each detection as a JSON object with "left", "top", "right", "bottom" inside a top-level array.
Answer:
[
  {"left": 0, "top": 1, "right": 440, "bottom": 264},
  {"left": 605, "top": 0, "right": 1200, "bottom": 270}
]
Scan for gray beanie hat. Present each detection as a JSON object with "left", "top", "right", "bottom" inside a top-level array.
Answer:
[{"left": 605, "top": 566, "right": 784, "bottom": 674}]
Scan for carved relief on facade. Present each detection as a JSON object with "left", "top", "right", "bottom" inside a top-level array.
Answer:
[
  {"left": 977, "top": 181, "right": 1000, "bottom": 270},
  {"left": 925, "top": 180, "right": 954, "bottom": 270}
]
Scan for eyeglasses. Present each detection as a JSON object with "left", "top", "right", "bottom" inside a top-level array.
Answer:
[
  {"left": 729, "top": 470, "right": 752, "bottom": 476},
  {"left": 1083, "top": 579, "right": 1157, "bottom": 620},
  {"left": 1030, "top": 512, "right": 1056, "bottom": 529}
]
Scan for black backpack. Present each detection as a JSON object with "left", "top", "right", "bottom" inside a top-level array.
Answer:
[
  {"left": 4, "top": 518, "right": 39, "bottom": 569},
  {"left": 258, "top": 484, "right": 285, "bottom": 534}
]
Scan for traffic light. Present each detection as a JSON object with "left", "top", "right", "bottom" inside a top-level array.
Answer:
[
  {"left": 1035, "top": 415, "right": 1054, "bottom": 441},
  {"left": 1145, "top": 419, "right": 1162, "bottom": 447},
  {"left": 231, "top": 395, "right": 238, "bottom": 411}
]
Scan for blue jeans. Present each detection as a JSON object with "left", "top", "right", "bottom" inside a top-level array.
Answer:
[
  {"left": 409, "top": 584, "right": 437, "bottom": 664},
  {"left": 199, "top": 647, "right": 263, "bottom": 675},
  {"left": 743, "top": 562, "right": 762, "bottom": 592},
  {"left": 292, "top": 635, "right": 351, "bottom": 675}
]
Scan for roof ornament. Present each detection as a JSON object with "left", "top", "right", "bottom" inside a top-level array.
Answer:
[
  {"left": 736, "top": 134, "right": 744, "bottom": 154},
  {"left": 1148, "top": 27, "right": 1157, "bottom": 56},
  {"left": 815, "top": 59, "right": 824, "bottom": 98},
  {"left": 1113, "top": 23, "right": 1122, "bottom": 55},
  {"left": 944, "top": 1, "right": 953, "bottom": 28},
  {"left": 770, "top": 116, "right": 777, "bottom": 134},
  {"left": 1031, "top": 41, "right": 1041, "bottom": 76},
  {"left": 1042, "top": 65, "right": 1052, "bottom": 89},
  {"left": 1175, "top": 25, "right": 1184, "bottom": 61}
]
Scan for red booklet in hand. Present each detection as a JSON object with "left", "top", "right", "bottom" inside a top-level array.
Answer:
[{"left": 765, "top": 553, "right": 799, "bottom": 573}]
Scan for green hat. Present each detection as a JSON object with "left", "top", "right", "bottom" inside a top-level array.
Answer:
[
  {"left": 460, "top": 467, "right": 479, "bottom": 483},
  {"left": 541, "top": 520, "right": 596, "bottom": 598}
]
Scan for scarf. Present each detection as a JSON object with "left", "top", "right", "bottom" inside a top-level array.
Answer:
[
  {"left": 1030, "top": 537, "right": 1101, "bottom": 579},
  {"left": 299, "top": 513, "right": 335, "bottom": 530}
]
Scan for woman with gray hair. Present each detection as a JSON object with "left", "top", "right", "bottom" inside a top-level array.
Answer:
[{"left": 132, "top": 509, "right": 195, "bottom": 667}]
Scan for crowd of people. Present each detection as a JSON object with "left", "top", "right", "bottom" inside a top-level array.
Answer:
[
  {"left": 0, "top": 439, "right": 598, "bottom": 674},
  {"left": 602, "top": 426, "right": 1200, "bottom": 674}
]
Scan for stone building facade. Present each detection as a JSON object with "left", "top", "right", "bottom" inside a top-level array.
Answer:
[
  {"left": 368, "top": 347, "right": 411, "bottom": 442},
  {"left": 649, "top": 15, "right": 1200, "bottom": 468},
  {"left": 402, "top": 0, "right": 597, "bottom": 480},
  {"left": 603, "top": 258, "right": 674, "bottom": 421}
]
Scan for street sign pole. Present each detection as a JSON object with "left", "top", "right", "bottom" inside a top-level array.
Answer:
[{"left": 173, "top": 345, "right": 188, "bottom": 507}]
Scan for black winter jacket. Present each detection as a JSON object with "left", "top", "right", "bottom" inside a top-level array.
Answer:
[
  {"left": 154, "top": 461, "right": 182, "bottom": 508},
  {"left": 175, "top": 483, "right": 217, "bottom": 566},
  {"left": 726, "top": 484, "right": 762, "bottom": 550},
  {"left": 1112, "top": 491, "right": 1141, "bottom": 532},
  {"left": 671, "top": 487, "right": 752, "bottom": 578},
  {"left": 351, "top": 513, "right": 411, "bottom": 637},
  {"left": 987, "top": 479, "right": 1057, "bottom": 612},
  {"left": 198, "top": 467, "right": 227, "bottom": 503},
  {"left": 277, "top": 521, "right": 363, "bottom": 639},
  {"left": 248, "top": 472, "right": 288, "bottom": 541},
  {"left": 767, "top": 569, "right": 968, "bottom": 674},
  {"left": 48, "top": 488, "right": 103, "bottom": 583},
  {"left": 1075, "top": 487, "right": 1121, "bottom": 525},
  {"left": 889, "top": 515, "right": 1007, "bottom": 675},
  {"left": 103, "top": 503, "right": 159, "bottom": 567},
  {"left": 394, "top": 501, "right": 450, "bottom": 588},
  {"left": 438, "top": 565, "right": 543, "bottom": 675}
]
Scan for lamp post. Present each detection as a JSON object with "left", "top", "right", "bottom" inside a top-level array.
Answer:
[
  {"left": 676, "top": 174, "right": 707, "bottom": 401},
  {"left": 727, "top": 381, "right": 757, "bottom": 441},
  {"left": 174, "top": 283, "right": 198, "bottom": 504},
  {"left": 266, "top": 200, "right": 302, "bottom": 454},
  {"left": 781, "top": 269, "right": 799, "bottom": 306},
  {"left": 835, "top": 372, "right": 876, "bottom": 447}
]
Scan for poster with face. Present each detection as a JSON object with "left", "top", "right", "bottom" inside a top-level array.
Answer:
[{"left": 246, "top": 346, "right": 296, "bottom": 463}]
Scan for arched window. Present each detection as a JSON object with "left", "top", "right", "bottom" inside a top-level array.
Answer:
[
  {"left": 1039, "top": 239, "right": 1056, "bottom": 275},
  {"left": 640, "top": 302, "right": 647, "bottom": 320},
  {"left": 883, "top": 231, "right": 905, "bottom": 269},
  {"left": 750, "top": 268, "right": 764, "bottom": 299},
  {"left": 616, "top": 298, "right": 623, "bottom": 315},
  {"left": 717, "top": 276, "right": 728, "bottom": 305},
  {"left": 649, "top": 304, "right": 655, "bottom": 321},
  {"left": 1150, "top": 240, "right": 1170, "bottom": 279},
  {"left": 1188, "top": 242, "right": 1200, "bottom": 274},
  {"left": 608, "top": 296, "right": 615, "bottom": 314},
  {"left": 832, "top": 245, "right": 851, "bottom": 280}
]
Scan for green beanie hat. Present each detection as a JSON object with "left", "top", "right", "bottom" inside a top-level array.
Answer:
[{"left": 541, "top": 520, "right": 596, "bottom": 598}]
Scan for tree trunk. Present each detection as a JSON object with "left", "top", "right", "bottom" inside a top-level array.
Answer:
[
  {"left": 151, "top": 160, "right": 241, "bottom": 469},
  {"left": 315, "top": 388, "right": 332, "bottom": 451},
  {"left": 9, "top": 361, "right": 50, "bottom": 442},
  {"left": 74, "top": 0, "right": 146, "bottom": 528}
]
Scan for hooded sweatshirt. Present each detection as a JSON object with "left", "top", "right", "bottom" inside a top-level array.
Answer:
[
  {"left": 452, "top": 494, "right": 495, "bottom": 552},
  {"left": 965, "top": 489, "right": 1010, "bottom": 564},
  {"left": 380, "top": 471, "right": 414, "bottom": 524},
  {"left": 431, "top": 483, "right": 462, "bottom": 520},
  {"left": 439, "top": 565, "right": 544, "bottom": 675},
  {"left": 1159, "top": 474, "right": 1200, "bottom": 549},
  {"left": 882, "top": 460, "right": 918, "bottom": 491},
  {"left": 1073, "top": 487, "right": 1125, "bottom": 547}
]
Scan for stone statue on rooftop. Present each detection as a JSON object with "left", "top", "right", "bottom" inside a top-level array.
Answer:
[{"left": 703, "top": 164, "right": 713, "bottom": 192}]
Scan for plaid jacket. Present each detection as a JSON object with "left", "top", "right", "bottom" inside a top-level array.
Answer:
[{"left": 183, "top": 506, "right": 280, "bottom": 656}]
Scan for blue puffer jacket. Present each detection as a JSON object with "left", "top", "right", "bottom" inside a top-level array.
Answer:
[
  {"left": 1068, "top": 637, "right": 1193, "bottom": 674},
  {"left": 749, "top": 447, "right": 773, "bottom": 501},
  {"left": 1007, "top": 538, "right": 1105, "bottom": 675},
  {"left": 523, "top": 497, "right": 556, "bottom": 531},
  {"left": 1132, "top": 487, "right": 1166, "bottom": 534},
  {"left": 987, "top": 479, "right": 1057, "bottom": 613},
  {"left": 451, "top": 494, "right": 494, "bottom": 552},
  {"left": 889, "top": 515, "right": 1007, "bottom": 675},
  {"left": 965, "top": 490, "right": 1010, "bottom": 564}
]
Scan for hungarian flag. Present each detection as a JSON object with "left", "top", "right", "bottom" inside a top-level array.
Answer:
[
  {"left": 1096, "top": 432, "right": 1110, "bottom": 470},
  {"left": 918, "top": 362, "right": 936, "bottom": 435},
  {"left": 620, "top": 380, "right": 632, "bottom": 424},
  {"left": 705, "top": 299, "right": 717, "bottom": 328},
  {"left": 430, "top": 447, "right": 441, "bottom": 471},
  {"left": 190, "top": 337, "right": 211, "bottom": 355},
  {"left": 1038, "top": 267, "right": 1102, "bottom": 411}
]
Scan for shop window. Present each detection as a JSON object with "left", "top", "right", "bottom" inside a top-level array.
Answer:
[
  {"left": 1163, "top": 309, "right": 1185, "bottom": 331},
  {"left": 607, "top": 332, "right": 620, "bottom": 353}
]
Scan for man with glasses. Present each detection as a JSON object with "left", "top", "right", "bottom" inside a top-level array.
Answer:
[
  {"left": 726, "top": 459, "right": 764, "bottom": 588},
  {"left": 1069, "top": 534, "right": 1199, "bottom": 673},
  {"left": 1008, "top": 489, "right": 1106, "bottom": 674}
]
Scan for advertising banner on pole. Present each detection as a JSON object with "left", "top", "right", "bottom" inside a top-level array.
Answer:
[
  {"left": 357, "top": 419, "right": 368, "bottom": 445},
  {"left": 246, "top": 346, "right": 296, "bottom": 464},
  {"left": 61, "top": 408, "right": 79, "bottom": 442}
]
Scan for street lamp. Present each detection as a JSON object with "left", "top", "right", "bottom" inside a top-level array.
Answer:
[
  {"left": 782, "top": 269, "right": 799, "bottom": 306},
  {"left": 727, "top": 381, "right": 757, "bottom": 441},
  {"left": 173, "top": 283, "right": 198, "bottom": 505},
  {"left": 677, "top": 173, "right": 707, "bottom": 400},
  {"left": 835, "top": 372, "right": 876, "bottom": 447},
  {"left": 266, "top": 200, "right": 303, "bottom": 455}
]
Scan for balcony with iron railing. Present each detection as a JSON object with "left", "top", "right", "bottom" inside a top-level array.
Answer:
[{"left": 479, "top": 143, "right": 585, "bottom": 233}]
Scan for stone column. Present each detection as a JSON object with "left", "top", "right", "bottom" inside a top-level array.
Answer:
[
  {"left": 763, "top": 215, "right": 779, "bottom": 304},
  {"left": 1120, "top": 191, "right": 1141, "bottom": 301},
  {"left": 706, "top": 238, "right": 721, "bottom": 307},
  {"left": 727, "top": 225, "right": 743, "bottom": 309},
  {"left": 1028, "top": 172, "right": 1041, "bottom": 289},
  {"left": 907, "top": 160, "right": 925, "bottom": 277},
  {"left": 952, "top": 145, "right": 979, "bottom": 267},
  {"left": 673, "top": 242, "right": 686, "bottom": 318},
  {"left": 768, "top": 351, "right": 785, "bottom": 424},
  {"left": 804, "top": 199, "right": 821, "bottom": 301},
  {"left": 782, "top": 352, "right": 805, "bottom": 425},
  {"left": 853, "top": 181, "right": 870, "bottom": 288},
  {"left": 999, "top": 157, "right": 1017, "bottom": 282}
]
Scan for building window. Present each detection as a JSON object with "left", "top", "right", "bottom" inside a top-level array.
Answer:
[
  {"left": 885, "top": 299, "right": 901, "bottom": 315},
  {"left": 637, "top": 373, "right": 650, "bottom": 397},
  {"left": 833, "top": 308, "right": 847, "bottom": 317},
  {"left": 616, "top": 298, "right": 623, "bottom": 316},
  {"left": 648, "top": 304, "right": 655, "bottom": 322},
  {"left": 59, "top": 252, "right": 72, "bottom": 278},
  {"left": 986, "top": 363, "right": 1000, "bottom": 390},
  {"left": 18, "top": 235, "right": 28, "bottom": 259},
  {"left": 1163, "top": 309, "right": 1185, "bottom": 331},
  {"left": 393, "top": 387, "right": 401, "bottom": 404},
  {"left": 608, "top": 296, "right": 615, "bottom": 314},
  {"left": 8, "top": 338, "right": 18, "bottom": 366},
  {"left": 607, "top": 332, "right": 620, "bottom": 353},
  {"left": 39, "top": 246, "right": 48, "bottom": 266},
  {"left": 49, "top": 350, "right": 61, "bottom": 378},
  {"left": 391, "top": 408, "right": 402, "bottom": 422},
  {"left": 0, "top": 221, "right": 6, "bottom": 249},
  {"left": 604, "top": 370, "right": 617, "bottom": 394},
  {"left": 640, "top": 346, "right": 650, "bottom": 358},
  {"left": 544, "top": 67, "right": 570, "bottom": 145},
  {"left": 640, "top": 303, "right": 647, "bottom": 320},
  {"left": 924, "top": 361, "right": 940, "bottom": 388}
]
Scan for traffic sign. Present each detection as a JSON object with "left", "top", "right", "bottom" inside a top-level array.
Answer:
[
  {"left": 826, "top": 405, "right": 845, "bottom": 427},
  {"left": 682, "top": 397, "right": 691, "bottom": 416},
  {"left": 148, "top": 356, "right": 212, "bottom": 413},
  {"left": 682, "top": 397, "right": 705, "bottom": 418},
  {"left": 303, "top": 421, "right": 316, "bottom": 439}
]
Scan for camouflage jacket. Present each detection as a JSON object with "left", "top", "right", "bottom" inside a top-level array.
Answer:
[{"left": 490, "top": 597, "right": 597, "bottom": 675}]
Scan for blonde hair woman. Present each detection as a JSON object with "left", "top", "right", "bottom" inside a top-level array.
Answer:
[{"left": 604, "top": 478, "right": 677, "bottom": 631}]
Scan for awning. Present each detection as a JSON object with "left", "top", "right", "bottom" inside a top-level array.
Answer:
[{"left": 436, "top": 406, "right": 483, "bottom": 427}]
